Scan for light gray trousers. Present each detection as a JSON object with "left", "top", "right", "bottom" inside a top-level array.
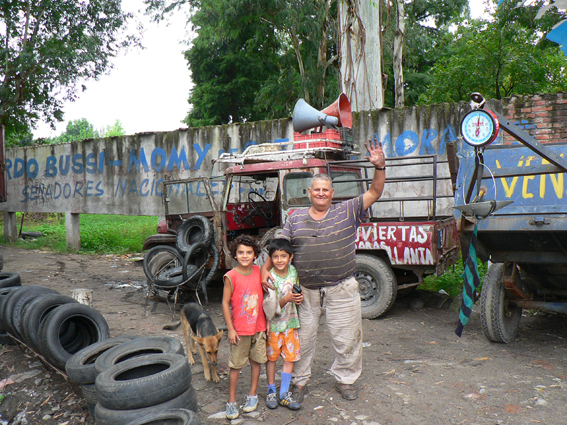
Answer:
[{"left": 291, "top": 276, "right": 363, "bottom": 386}]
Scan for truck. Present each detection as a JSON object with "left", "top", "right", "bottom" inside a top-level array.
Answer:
[
  {"left": 455, "top": 103, "right": 567, "bottom": 342},
  {"left": 142, "top": 130, "right": 460, "bottom": 319}
]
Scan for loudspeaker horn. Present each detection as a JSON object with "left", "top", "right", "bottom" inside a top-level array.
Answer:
[
  {"left": 321, "top": 93, "right": 352, "bottom": 128},
  {"left": 292, "top": 99, "right": 339, "bottom": 133}
]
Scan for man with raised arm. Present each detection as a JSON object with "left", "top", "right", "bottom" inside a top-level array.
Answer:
[{"left": 261, "top": 138, "right": 386, "bottom": 402}]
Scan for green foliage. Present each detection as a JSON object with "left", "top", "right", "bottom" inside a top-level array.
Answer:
[
  {"left": 381, "top": 0, "right": 470, "bottom": 107},
  {"left": 48, "top": 119, "right": 99, "bottom": 144},
  {"left": 100, "top": 120, "right": 126, "bottom": 138},
  {"left": 419, "top": 259, "right": 488, "bottom": 297},
  {"left": 0, "top": 214, "right": 157, "bottom": 254},
  {"left": 0, "top": 0, "right": 139, "bottom": 140},
  {"left": 146, "top": 0, "right": 339, "bottom": 126},
  {"left": 419, "top": 0, "right": 567, "bottom": 104}
]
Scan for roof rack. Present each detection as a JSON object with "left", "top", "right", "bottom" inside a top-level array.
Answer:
[{"left": 214, "top": 135, "right": 359, "bottom": 165}]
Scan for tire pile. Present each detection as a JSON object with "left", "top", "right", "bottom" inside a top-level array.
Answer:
[
  {"left": 66, "top": 335, "right": 199, "bottom": 425},
  {"left": 143, "top": 215, "right": 219, "bottom": 301},
  {"left": 0, "top": 275, "right": 200, "bottom": 424},
  {"left": 0, "top": 279, "right": 109, "bottom": 370}
]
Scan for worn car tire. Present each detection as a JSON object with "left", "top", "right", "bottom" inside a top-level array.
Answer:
[
  {"left": 10, "top": 286, "right": 59, "bottom": 340},
  {"left": 96, "top": 353, "right": 191, "bottom": 410},
  {"left": 0, "top": 271, "right": 20, "bottom": 289},
  {"left": 66, "top": 336, "right": 138, "bottom": 385},
  {"left": 94, "top": 385, "right": 198, "bottom": 425},
  {"left": 3, "top": 286, "right": 58, "bottom": 339},
  {"left": 38, "top": 303, "right": 110, "bottom": 370},
  {"left": 21, "top": 294, "right": 79, "bottom": 351},
  {"left": 355, "top": 254, "right": 397, "bottom": 319},
  {"left": 123, "top": 408, "right": 199, "bottom": 425},
  {"left": 480, "top": 263, "right": 522, "bottom": 343},
  {"left": 143, "top": 245, "right": 185, "bottom": 287},
  {"left": 94, "top": 335, "right": 184, "bottom": 374},
  {"left": 176, "top": 215, "right": 214, "bottom": 253},
  {"left": 0, "top": 286, "right": 20, "bottom": 334}
]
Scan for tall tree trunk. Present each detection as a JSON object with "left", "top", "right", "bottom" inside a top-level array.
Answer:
[
  {"left": 393, "top": 0, "right": 405, "bottom": 107},
  {"left": 338, "top": 0, "right": 383, "bottom": 112}
]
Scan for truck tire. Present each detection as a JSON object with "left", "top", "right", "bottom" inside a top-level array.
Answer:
[
  {"left": 355, "top": 254, "right": 397, "bottom": 319},
  {"left": 176, "top": 215, "right": 214, "bottom": 254},
  {"left": 480, "top": 263, "right": 522, "bottom": 343}
]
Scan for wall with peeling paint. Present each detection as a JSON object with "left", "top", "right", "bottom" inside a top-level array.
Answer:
[{"left": 7, "top": 94, "right": 549, "bottom": 217}]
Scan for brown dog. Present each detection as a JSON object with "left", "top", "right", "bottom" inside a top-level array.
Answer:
[{"left": 164, "top": 302, "right": 224, "bottom": 382}]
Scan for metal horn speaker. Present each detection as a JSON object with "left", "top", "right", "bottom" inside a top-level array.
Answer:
[
  {"left": 292, "top": 99, "right": 339, "bottom": 133},
  {"left": 321, "top": 93, "right": 352, "bottom": 128}
]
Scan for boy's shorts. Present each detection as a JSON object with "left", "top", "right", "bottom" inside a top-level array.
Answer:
[
  {"left": 228, "top": 331, "right": 267, "bottom": 369},
  {"left": 267, "top": 328, "right": 301, "bottom": 362}
]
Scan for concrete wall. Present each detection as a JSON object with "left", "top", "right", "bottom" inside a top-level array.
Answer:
[{"left": 3, "top": 93, "right": 563, "bottom": 218}]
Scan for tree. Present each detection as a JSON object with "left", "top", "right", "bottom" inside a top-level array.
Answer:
[
  {"left": 100, "top": 120, "right": 126, "bottom": 138},
  {"left": 380, "top": 0, "right": 470, "bottom": 108},
  {"left": 338, "top": 0, "right": 384, "bottom": 111},
  {"left": 420, "top": 0, "right": 567, "bottom": 104},
  {"left": 145, "top": 0, "right": 340, "bottom": 126},
  {"left": 0, "top": 0, "right": 139, "bottom": 138},
  {"left": 49, "top": 118, "right": 99, "bottom": 144}
]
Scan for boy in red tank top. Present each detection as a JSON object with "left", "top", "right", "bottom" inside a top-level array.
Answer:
[{"left": 222, "top": 235, "right": 267, "bottom": 420}]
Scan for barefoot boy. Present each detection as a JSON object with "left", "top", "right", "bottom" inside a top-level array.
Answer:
[
  {"left": 265, "top": 238, "right": 303, "bottom": 410},
  {"left": 222, "top": 235, "right": 267, "bottom": 420}
]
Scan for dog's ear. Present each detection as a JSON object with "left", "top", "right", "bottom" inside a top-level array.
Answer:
[
  {"left": 216, "top": 330, "right": 224, "bottom": 341},
  {"left": 191, "top": 335, "right": 205, "bottom": 344}
]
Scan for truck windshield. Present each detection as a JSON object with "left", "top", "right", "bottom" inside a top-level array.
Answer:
[
  {"left": 228, "top": 175, "right": 279, "bottom": 203},
  {"left": 284, "top": 172, "right": 312, "bottom": 206}
]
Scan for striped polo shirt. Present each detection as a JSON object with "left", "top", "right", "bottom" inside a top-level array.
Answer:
[{"left": 281, "top": 195, "right": 365, "bottom": 289}]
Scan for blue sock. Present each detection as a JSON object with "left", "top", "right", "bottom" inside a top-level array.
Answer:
[
  {"left": 268, "top": 384, "right": 276, "bottom": 394},
  {"left": 280, "top": 372, "right": 292, "bottom": 397}
]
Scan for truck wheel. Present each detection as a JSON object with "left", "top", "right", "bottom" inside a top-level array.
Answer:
[
  {"left": 355, "top": 255, "right": 397, "bottom": 319},
  {"left": 480, "top": 263, "right": 522, "bottom": 343}
]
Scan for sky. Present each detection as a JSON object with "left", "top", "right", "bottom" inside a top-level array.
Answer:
[
  {"left": 33, "top": 1, "right": 489, "bottom": 139},
  {"left": 33, "top": 0, "right": 193, "bottom": 139}
]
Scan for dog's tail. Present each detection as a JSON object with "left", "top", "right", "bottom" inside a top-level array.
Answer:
[{"left": 163, "top": 321, "right": 182, "bottom": 331}]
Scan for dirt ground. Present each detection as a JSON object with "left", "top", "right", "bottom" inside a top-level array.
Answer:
[{"left": 1, "top": 245, "right": 567, "bottom": 425}]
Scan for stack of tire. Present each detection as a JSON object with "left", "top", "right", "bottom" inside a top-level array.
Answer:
[
  {"left": 143, "top": 215, "right": 219, "bottom": 298},
  {"left": 66, "top": 335, "right": 199, "bottom": 425},
  {"left": 0, "top": 284, "right": 110, "bottom": 370}
]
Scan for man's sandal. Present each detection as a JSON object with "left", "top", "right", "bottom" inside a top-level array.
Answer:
[{"left": 335, "top": 382, "right": 357, "bottom": 400}]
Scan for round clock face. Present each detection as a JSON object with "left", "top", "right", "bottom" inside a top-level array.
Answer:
[{"left": 460, "top": 109, "right": 499, "bottom": 147}]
